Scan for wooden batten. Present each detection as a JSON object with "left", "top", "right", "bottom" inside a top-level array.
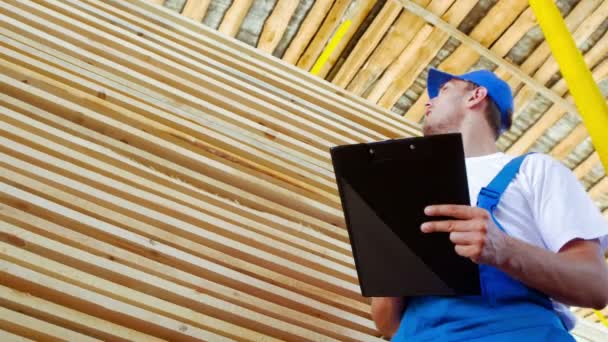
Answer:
[
  {"left": 331, "top": 0, "right": 402, "bottom": 88},
  {"left": 257, "top": 0, "right": 299, "bottom": 53},
  {"left": 282, "top": 0, "right": 334, "bottom": 64},
  {"left": 181, "top": 0, "right": 211, "bottom": 22},
  {"left": 0, "top": 283, "right": 167, "bottom": 342},
  {"left": 0, "top": 305, "right": 101, "bottom": 342},
  {"left": 218, "top": 0, "right": 254, "bottom": 38}
]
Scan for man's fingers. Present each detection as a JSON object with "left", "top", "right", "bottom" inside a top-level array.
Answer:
[
  {"left": 424, "top": 205, "right": 488, "bottom": 220},
  {"left": 449, "top": 231, "right": 481, "bottom": 245},
  {"left": 454, "top": 245, "right": 481, "bottom": 262},
  {"left": 421, "top": 219, "right": 478, "bottom": 233}
]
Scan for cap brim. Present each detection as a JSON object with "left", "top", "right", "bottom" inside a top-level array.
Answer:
[{"left": 427, "top": 68, "right": 457, "bottom": 99}]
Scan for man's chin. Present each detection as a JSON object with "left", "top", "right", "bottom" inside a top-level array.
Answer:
[{"left": 422, "top": 125, "right": 440, "bottom": 136}]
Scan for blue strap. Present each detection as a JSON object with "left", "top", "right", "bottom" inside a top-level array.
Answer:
[{"left": 476, "top": 153, "right": 534, "bottom": 232}]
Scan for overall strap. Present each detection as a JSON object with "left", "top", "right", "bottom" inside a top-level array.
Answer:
[{"left": 477, "top": 153, "right": 534, "bottom": 232}]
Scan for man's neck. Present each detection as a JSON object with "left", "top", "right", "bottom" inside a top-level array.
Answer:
[{"left": 459, "top": 121, "right": 499, "bottom": 158}]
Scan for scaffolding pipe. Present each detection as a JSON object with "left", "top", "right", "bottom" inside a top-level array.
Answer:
[{"left": 528, "top": 0, "right": 608, "bottom": 172}]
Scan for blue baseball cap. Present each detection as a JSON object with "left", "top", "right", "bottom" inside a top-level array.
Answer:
[{"left": 427, "top": 68, "right": 513, "bottom": 133}]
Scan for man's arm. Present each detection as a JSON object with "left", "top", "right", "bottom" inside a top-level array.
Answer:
[
  {"left": 370, "top": 297, "right": 406, "bottom": 338},
  {"left": 500, "top": 236, "right": 608, "bottom": 309},
  {"left": 421, "top": 205, "right": 608, "bottom": 309}
]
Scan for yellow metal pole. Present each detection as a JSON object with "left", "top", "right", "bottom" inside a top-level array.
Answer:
[
  {"left": 529, "top": 0, "right": 608, "bottom": 323},
  {"left": 528, "top": 0, "right": 608, "bottom": 171}
]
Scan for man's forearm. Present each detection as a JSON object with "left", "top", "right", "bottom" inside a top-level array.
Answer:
[
  {"left": 371, "top": 297, "right": 405, "bottom": 338},
  {"left": 498, "top": 237, "right": 608, "bottom": 309}
]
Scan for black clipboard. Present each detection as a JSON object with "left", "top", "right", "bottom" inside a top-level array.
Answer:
[{"left": 330, "top": 133, "right": 480, "bottom": 297}]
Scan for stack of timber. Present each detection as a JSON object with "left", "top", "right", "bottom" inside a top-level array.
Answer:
[
  {"left": 0, "top": 0, "right": 421, "bottom": 341},
  {"left": 1, "top": 0, "right": 607, "bottom": 340}
]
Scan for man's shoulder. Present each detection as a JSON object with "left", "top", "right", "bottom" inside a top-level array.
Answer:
[{"left": 519, "top": 153, "right": 569, "bottom": 173}]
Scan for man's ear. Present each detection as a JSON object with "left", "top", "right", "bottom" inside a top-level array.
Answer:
[{"left": 466, "top": 86, "right": 489, "bottom": 109}]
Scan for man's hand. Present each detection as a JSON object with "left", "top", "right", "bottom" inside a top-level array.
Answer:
[{"left": 420, "top": 205, "right": 509, "bottom": 266}]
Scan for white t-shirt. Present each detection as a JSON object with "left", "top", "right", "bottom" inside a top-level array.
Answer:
[{"left": 465, "top": 152, "right": 608, "bottom": 330}]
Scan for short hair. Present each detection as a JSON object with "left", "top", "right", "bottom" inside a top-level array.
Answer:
[{"left": 465, "top": 82, "right": 505, "bottom": 139}]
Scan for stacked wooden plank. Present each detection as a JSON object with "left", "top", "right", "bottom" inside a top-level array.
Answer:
[{"left": 0, "top": 0, "right": 421, "bottom": 340}]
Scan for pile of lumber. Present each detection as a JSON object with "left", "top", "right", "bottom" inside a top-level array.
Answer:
[{"left": 0, "top": 0, "right": 419, "bottom": 340}]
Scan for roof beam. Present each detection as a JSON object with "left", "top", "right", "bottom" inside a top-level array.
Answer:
[
  {"left": 550, "top": 123, "right": 588, "bottom": 160},
  {"left": 344, "top": 0, "right": 432, "bottom": 96},
  {"left": 257, "top": 0, "right": 299, "bottom": 53},
  {"left": 282, "top": 0, "right": 334, "bottom": 64},
  {"left": 574, "top": 152, "right": 600, "bottom": 179},
  {"left": 296, "top": 0, "right": 353, "bottom": 71},
  {"left": 218, "top": 0, "right": 253, "bottom": 37},
  {"left": 314, "top": 0, "right": 378, "bottom": 79},
  {"left": 0, "top": 306, "right": 100, "bottom": 342},
  {"left": 331, "top": 0, "right": 402, "bottom": 88},
  {"left": 181, "top": 0, "right": 211, "bottom": 22},
  {"left": 590, "top": 177, "right": 608, "bottom": 201}
]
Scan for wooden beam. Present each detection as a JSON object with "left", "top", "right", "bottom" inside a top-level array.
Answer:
[
  {"left": 0, "top": 305, "right": 101, "bottom": 342},
  {"left": 296, "top": 0, "right": 353, "bottom": 71},
  {"left": 550, "top": 123, "right": 588, "bottom": 160},
  {"left": 257, "top": 0, "right": 299, "bottom": 53},
  {"left": 345, "top": 0, "right": 431, "bottom": 96},
  {"left": 0, "top": 329, "right": 35, "bottom": 342},
  {"left": 0, "top": 283, "right": 167, "bottom": 342},
  {"left": 430, "top": 0, "right": 529, "bottom": 74},
  {"left": 180, "top": 0, "right": 211, "bottom": 22},
  {"left": 282, "top": 0, "right": 334, "bottom": 64},
  {"left": 490, "top": 7, "right": 537, "bottom": 58},
  {"left": 367, "top": 24, "right": 436, "bottom": 103},
  {"left": 314, "top": 0, "right": 378, "bottom": 79},
  {"left": 331, "top": 0, "right": 402, "bottom": 88},
  {"left": 574, "top": 152, "right": 600, "bottom": 179},
  {"left": 590, "top": 177, "right": 608, "bottom": 201},
  {"left": 218, "top": 0, "right": 253, "bottom": 37}
]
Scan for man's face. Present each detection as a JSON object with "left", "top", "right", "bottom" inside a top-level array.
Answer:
[{"left": 422, "top": 79, "right": 472, "bottom": 136}]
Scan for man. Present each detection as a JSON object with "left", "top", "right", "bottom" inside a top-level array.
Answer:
[{"left": 371, "top": 68, "right": 608, "bottom": 341}]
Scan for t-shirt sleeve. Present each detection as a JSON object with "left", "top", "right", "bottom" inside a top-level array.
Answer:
[{"left": 523, "top": 153, "right": 608, "bottom": 253}]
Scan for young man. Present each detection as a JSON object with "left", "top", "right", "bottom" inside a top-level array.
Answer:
[{"left": 371, "top": 68, "right": 608, "bottom": 341}]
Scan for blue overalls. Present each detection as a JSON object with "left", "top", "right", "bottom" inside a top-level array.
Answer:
[{"left": 392, "top": 155, "right": 575, "bottom": 341}]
